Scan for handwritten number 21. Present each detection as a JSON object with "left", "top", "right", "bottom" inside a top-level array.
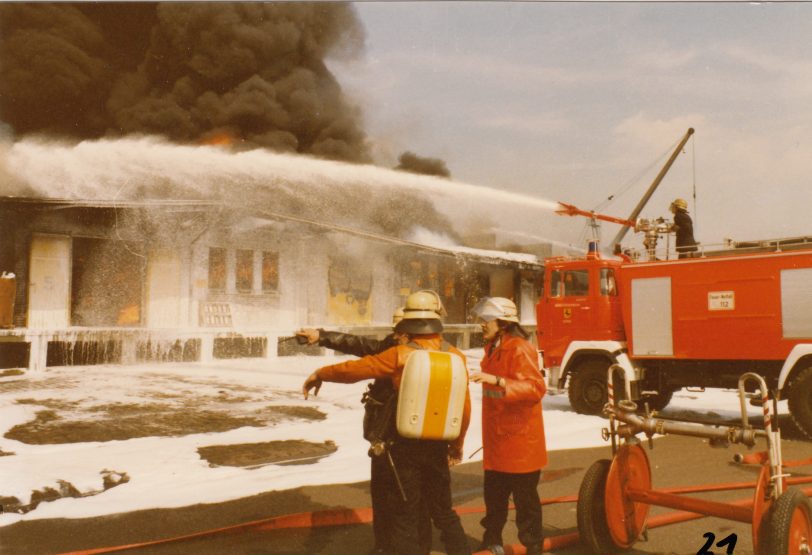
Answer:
[{"left": 698, "top": 532, "right": 737, "bottom": 554}]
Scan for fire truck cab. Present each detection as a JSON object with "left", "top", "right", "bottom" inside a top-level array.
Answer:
[{"left": 537, "top": 244, "right": 812, "bottom": 438}]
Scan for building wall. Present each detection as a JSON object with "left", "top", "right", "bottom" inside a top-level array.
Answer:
[{"left": 0, "top": 200, "right": 543, "bottom": 369}]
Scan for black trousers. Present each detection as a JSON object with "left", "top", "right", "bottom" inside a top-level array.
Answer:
[
  {"left": 370, "top": 454, "right": 432, "bottom": 551},
  {"left": 480, "top": 469, "right": 543, "bottom": 549},
  {"left": 377, "top": 439, "right": 471, "bottom": 555}
]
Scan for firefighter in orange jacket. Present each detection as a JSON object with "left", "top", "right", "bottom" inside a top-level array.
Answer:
[
  {"left": 470, "top": 297, "right": 547, "bottom": 555},
  {"left": 302, "top": 291, "right": 472, "bottom": 555}
]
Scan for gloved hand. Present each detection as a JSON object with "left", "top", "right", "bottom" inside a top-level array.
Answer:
[
  {"left": 295, "top": 328, "right": 320, "bottom": 345},
  {"left": 448, "top": 445, "right": 463, "bottom": 467},
  {"left": 302, "top": 371, "right": 323, "bottom": 399}
]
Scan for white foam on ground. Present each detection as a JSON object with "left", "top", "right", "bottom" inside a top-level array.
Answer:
[{"left": 0, "top": 351, "right": 770, "bottom": 526}]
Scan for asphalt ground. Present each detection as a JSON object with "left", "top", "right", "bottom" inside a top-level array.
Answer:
[{"left": 2, "top": 429, "right": 810, "bottom": 555}]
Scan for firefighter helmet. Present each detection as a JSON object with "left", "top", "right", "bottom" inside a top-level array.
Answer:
[
  {"left": 471, "top": 297, "right": 519, "bottom": 324},
  {"left": 394, "top": 290, "right": 444, "bottom": 334},
  {"left": 670, "top": 198, "right": 688, "bottom": 212}
]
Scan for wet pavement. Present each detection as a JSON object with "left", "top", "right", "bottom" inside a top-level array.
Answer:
[{"left": 2, "top": 432, "right": 810, "bottom": 555}]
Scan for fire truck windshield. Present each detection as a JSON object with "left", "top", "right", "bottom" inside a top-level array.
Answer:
[{"left": 551, "top": 269, "right": 589, "bottom": 298}]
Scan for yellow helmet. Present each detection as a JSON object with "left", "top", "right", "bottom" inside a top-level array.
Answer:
[
  {"left": 670, "top": 198, "right": 688, "bottom": 211},
  {"left": 471, "top": 297, "right": 519, "bottom": 324},
  {"left": 404, "top": 290, "right": 445, "bottom": 318},
  {"left": 395, "top": 290, "right": 444, "bottom": 334},
  {"left": 392, "top": 306, "right": 405, "bottom": 326}
]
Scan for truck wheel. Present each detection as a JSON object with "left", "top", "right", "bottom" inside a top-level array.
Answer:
[
  {"left": 787, "top": 366, "right": 812, "bottom": 439},
  {"left": 568, "top": 359, "right": 612, "bottom": 415},
  {"left": 760, "top": 488, "right": 812, "bottom": 554},
  {"left": 577, "top": 459, "right": 619, "bottom": 554}
]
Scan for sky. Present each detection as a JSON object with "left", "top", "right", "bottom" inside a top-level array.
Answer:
[
  {"left": 329, "top": 2, "right": 812, "bottom": 249},
  {"left": 0, "top": 352, "right": 764, "bottom": 527}
]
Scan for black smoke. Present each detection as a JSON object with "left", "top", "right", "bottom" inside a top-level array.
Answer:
[
  {"left": 395, "top": 151, "right": 451, "bottom": 178},
  {"left": 0, "top": 3, "right": 370, "bottom": 162}
]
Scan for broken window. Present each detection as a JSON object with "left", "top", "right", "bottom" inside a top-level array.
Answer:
[
  {"left": 208, "top": 247, "right": 226, "bottom": 291},
  {"left": 71, "top": 237, "right": 144, "bottom": 327},
  {"left": 236, "top": 249, "right": 253, "bottom": 293},
  {"left": 262, "top": 251, "right": 279, "bottom": 292}
]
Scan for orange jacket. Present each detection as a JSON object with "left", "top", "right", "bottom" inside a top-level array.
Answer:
[
  {"left": 480, "top": 333, "right": 547, "bottom": 473},
  {"left": 317, "top": 334, "right": 471, "bottom": 457}
]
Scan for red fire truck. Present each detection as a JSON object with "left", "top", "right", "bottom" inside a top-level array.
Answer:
[{"left": 536, "top": 234, "right": 812, "bottom": 439}]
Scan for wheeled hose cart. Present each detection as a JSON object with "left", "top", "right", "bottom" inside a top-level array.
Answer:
[{"left": 577, "top": 370, "right": 812, "bottom": 554}]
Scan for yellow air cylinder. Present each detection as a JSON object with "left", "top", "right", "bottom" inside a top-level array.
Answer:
[{"left": 396, "top": 350, "right": 467, "bottom": 441}]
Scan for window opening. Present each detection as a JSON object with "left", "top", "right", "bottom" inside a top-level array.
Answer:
[
  {"left": 563, "top": 269, "right": 589, "bottom": 297},
  {"left": 208, "top": 247, "right": 226, "bottom": 291},
  {"left": 600, "top": 268, "right": 617, "bottom": 296},
  {"left": 236, "top": 249, "right": 254, "bottom": 293},
  {"left": 550, "top": 271, "right": 562, "bottom": 298},
  {"left": 262, "top": 251, "right": 279, "bottom": 292}
]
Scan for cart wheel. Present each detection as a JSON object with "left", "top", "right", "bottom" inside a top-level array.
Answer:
[
  {"left": 761, "top": 489, "right": 812, "bottom": 554},
  {"left": 604, "top": 443, "right": 651, "bottom": 549},
  {"left": 577, "top": 459, "right": 616, "bottom": 554}
]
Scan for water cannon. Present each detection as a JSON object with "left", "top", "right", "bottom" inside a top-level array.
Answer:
[
  {"left": 555, "top": 201, "right": 636, "bottom": 254},
  {"left": 634, "top": 217, "right": 675, "bottom": 260},
  {"left": 555, "top": 201, "right": 676, "bottom": 260},
  {"left": 555, "top": 202, "right": 637, "bottom": 229}
]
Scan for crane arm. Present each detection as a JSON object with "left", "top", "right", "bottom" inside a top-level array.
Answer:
[{"left": 610, "top": 127, "right": 694, "bottom": 248}]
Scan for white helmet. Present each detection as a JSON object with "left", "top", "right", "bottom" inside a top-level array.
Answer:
[
  {"left": 471, "top": 297, "right": 519, "bottom": 323},
  {"left": 395, "top": 290, "right": 444, "bottom": 334},
  {"left": 392, "top": 306, "right": 405, "bottom": 326}
]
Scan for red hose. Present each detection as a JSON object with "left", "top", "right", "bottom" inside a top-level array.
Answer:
[{"left": 57, "top": 486, "right": 812, "bottom": 554}]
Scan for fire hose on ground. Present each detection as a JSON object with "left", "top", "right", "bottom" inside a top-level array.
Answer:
[{"left": 58, "top": 370, "right": 811, "bottom": 555}]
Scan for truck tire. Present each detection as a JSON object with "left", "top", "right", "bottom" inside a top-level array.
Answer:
[
  {"left": 568, "top": 359, "right": 613, "bottom": 415},
  {"left": 787, "top": 365, "right": 812, "bottom": 439}
]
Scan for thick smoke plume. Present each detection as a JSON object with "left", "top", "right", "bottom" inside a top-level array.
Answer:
[
  {"left": 0, "top": 3, "right": 370, "bottom": 162},
  {"left": 396, "top": 151, "right": 451, "bottom": 178}
]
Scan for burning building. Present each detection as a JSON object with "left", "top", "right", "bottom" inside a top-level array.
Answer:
[
  {"left": 0, "top": 139, "right": 546, "bottom": 371},
  {"left": 0, "top": 4, "right": 554, "bottom": 371}
]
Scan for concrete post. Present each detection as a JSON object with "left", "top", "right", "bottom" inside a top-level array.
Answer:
[
  {"left": 200, "top": 333, "right": 214, "bottom": 363},
  {"left": 120, "top": 333, "right": 137, "bottom": 365},
  {"left": 27, "top": 332, "right": 49, "bottom": 371},
  {"left": 266, "top": 333, "right": 278, "bottom": 359}
]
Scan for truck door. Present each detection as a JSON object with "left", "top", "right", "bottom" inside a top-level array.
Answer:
[
  {"left": 597, "top": 267, "right": 624, "bottom": 337},
  {"left": 543, "top": 267, "right": 592, "bottom": 361}
]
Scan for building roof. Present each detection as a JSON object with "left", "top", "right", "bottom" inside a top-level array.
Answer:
[{"left": 0, "top": 196, "right": 543, "bottom": 269}]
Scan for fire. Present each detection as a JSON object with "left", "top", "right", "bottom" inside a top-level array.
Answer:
[{"left": 200, "top": 131, "right": 237, "bottom": 147}]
